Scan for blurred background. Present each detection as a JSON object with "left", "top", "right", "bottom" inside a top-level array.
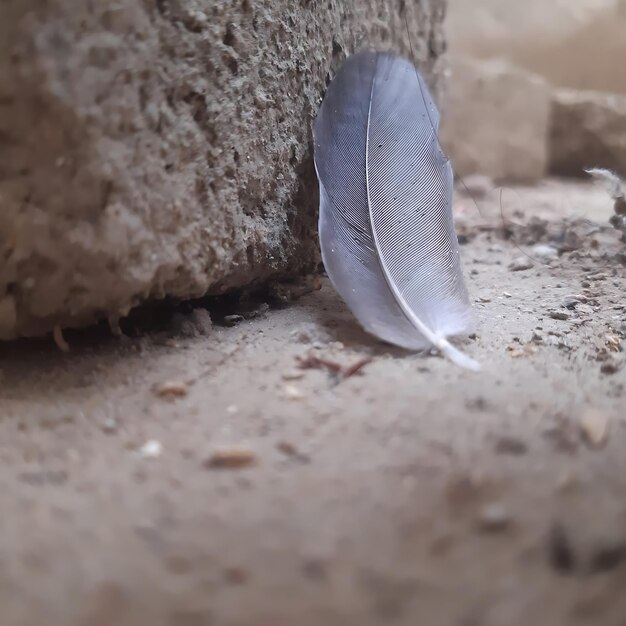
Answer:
[{"left": 442, "top": 0, "right": 626, "bottom": 182}]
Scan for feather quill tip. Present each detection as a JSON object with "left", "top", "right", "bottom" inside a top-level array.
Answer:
[{"left": 437, "top": 339, "right": 481, "bottom": 371}]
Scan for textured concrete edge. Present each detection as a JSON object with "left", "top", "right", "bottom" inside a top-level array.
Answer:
[{"left": 0, "top": 0, "right": 447, "bottom": 340}]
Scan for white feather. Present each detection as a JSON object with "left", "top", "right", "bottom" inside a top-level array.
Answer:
[{"left": 313, "top": 51, "right": 478, "bottom": 370}]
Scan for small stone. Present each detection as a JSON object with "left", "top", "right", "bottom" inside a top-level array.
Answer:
[
  {"left": 477, "top": 503, "right": 512, "bottom": 532},
  {"left": 503, "top": 291, "right": 512, "bottom": 298},
  {"left": 283, "top": 384, "right": 305, "bottom": 400},
  {"left": 601, "top": 360, "right": 622, "bottom": 375},
  {"left": 508, "top": 257, "right": 534, "bottom": 272},
  {"left": 549, "top": 310, "right": 570, "bottom": 321},
  {"left": 531, "top": 244, "right": 559, "bottom": 259},
  {"left": 223, "top": 314, "right": 245, "bottom": 326},
  {"left": 579, "top": 409, "right": 610, "bottom": 449},
  {"left": 53, "top": 325, "right": 70, "bottom": 352},
  {"left": 241, "top": 302, "right": 270, "bottom": 320},
  {"left": 277, "top": 441, "right": 310, "bottom": 463},
  {"left": 205, "top": 447, "right": 256, "bottom": 469},
  {"left": 189, "top": 308, "right": 213, "bottom": 335},
  {"left": 605, "top": 334, "right": 622, "bottom": 353},
  {"left": 562, "top": 297, "right": 580, "bottom": 310},
  {"left": 281, "top": 370, "right": 305, "bottom": 381},
  {"left": 494, "top": 436, "right": 528, "bottom": 456},
  {"left": 154, "top": 380, "right": 189, "bottom": 398},
  {"left": 101, "top": 418, "right": 119, "bottom": 434},
  {"left": 139, "top": 440, "right": 162, "bottom": 458},
  {"left": 548, "top": 523, "right": 577, "bottom": 573}
]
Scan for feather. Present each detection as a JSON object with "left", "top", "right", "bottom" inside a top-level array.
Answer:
[{"left": 313, "top": 50, "right": 478, "bottom": 370}]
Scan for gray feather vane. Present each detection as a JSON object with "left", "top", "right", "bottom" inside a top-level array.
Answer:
[{"left": 313, "top": 51, "right": 479, "bottom": 370}]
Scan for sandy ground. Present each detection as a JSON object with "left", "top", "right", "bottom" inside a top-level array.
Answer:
[{"left": 0, "top": 179, "right": 625, "bottom": 626}]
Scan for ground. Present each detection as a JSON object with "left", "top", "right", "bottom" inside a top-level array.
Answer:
[{"left": 0, "top": 179, "right": 625, "bottom": 626}]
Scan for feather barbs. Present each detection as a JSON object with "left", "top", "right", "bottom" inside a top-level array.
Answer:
[{"left": 314, "top": 51, "right": 478, "bottom": 370}]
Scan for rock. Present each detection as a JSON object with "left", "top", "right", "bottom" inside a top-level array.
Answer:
[
  {"left": 549, "top": 310, "right": 571, "bottom": 321},
  {"left": 440, "top": 59, "right": 551, "bottom": 183},
  {"left": 579, "top": 409, "right": 610, "bottom": 448},
  {"left": 531, "top": 244, "right": 559, "bottom": 260},
  {"left": 508, "top": 257, "right": 534, "bottom": 271},
  {"left": 204, "top": 447, "right": 257, "bottom": 470},
  {"left": 476, "top": 502, "right": 512, "bottom": 533},
  {"left": 549, "top": 89, "right": 626, "bottom": 177},
  {"left": 0, "top": 0, "right": 445, "bottom": 340}
]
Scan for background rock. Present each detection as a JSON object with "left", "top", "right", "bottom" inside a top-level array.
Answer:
[
  {"left": 0, "top": 0, "right": 446, "bottom": 340},
  {"left": 549, "top": 89, "right": 626, "bottom": 177},
  {"left": 440, "top": 59, "right": 550, "bottom": 183},
  {"left": 446, "top": 0, "right": 626, "bottom": 93}
]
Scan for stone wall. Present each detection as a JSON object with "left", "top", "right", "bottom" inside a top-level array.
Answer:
[{"left": 0, "top": 0, "right": 446, "bottom": 339}]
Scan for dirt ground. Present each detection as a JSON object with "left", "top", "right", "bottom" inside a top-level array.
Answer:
[{"left": 0, "top": 178, "right": 625, "bottom": 626}]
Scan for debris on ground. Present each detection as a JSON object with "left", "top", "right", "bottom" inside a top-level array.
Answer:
[
  {"left": 579, "top": 409, "right": 610, "bottom": 449},
  {"left": 223, "top": 314, "right": 245, "bottom": 327},
  {"left": 171, "top": 309, "right": 213, "bottom": 337},
  {"left": 101, "top": 418, "right": 119, "bottom": 434},
  {"left": 268, "top": 275, "right": 322, "bottom": 304},
  {"left": 548, "top": 523, "right": 577, "bottom": 573},
  {"left": 139, "top": 440, "right": 163, "bottom": 459},
  {"left": 549, "top": 310, "right": 571, "bottom": 321},
  {"left": 281, "top": 370, "right": 305, "bottom": 381},
  {"left": 494, "top": 436, "right": 528, "bottom": 456},
  {"left": 204, "top": 447, "right": 257, "bottom": 469},
  {"left": 154, "top": 380, "right": 189, "bottom": 399},
  {"left": 531, "top": 243, "right": 559, "bottom": 259},
  {"left": 296, "top": 352, "right": 372, "bottom": 380},
  {"left": 277, "top": 441, "right": 310, "bottom": 463},
  {"left": 508, "top": 257, "right": 534, "bottom": 271},
  {"left": 52, "top": 325, "right": 70, "bottom": 352},
  {"left": 586, "top": 168, "right": 626, "bottom": 242},
  {"left": 506, "top": 343, "right": 537, "bottom": 358},
  {"left": 476, "top": 502, "right": 512, "bottom": 533},
  {"left": 543, "top": 414, "right": 580, "bottom": 454},
  {"left": 283, "top": 384, "right": 305, "bottom": 400}
]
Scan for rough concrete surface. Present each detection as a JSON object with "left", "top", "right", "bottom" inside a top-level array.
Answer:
[
  {"left": 549, "top": 88, "right": 626, "bottom": 177},
  {"left": 0, "top": 0, "right": 446, "bottom": 340},
  {"left": 0, "top": 179, "right": 625, "bottom": 626},
  {"left": 440, "top": 58, "right": 551, "bottom": 183}
]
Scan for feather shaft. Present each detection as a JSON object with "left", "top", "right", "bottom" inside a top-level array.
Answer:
[{"left": 314, "top": 51, "right": 478, "bottom": 370}]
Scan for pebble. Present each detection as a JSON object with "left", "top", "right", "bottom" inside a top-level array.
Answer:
[
  {"left": 579, "top": 409, "right": 610, "bottom": 449},
  {"left": 562, "top": 297, "right": 580, "bottom": 310},
  {"left": 101, "top": 418, "right": 119, "bottom": 434},
  {"left": 508, "top": 257, "right": 534, "bottom": 272},
  {"left": 139, "top": 440, "right": 162, "bottom": 459},
  {"left": 477, "top": 503, "right": 512, "bottom": 532},
  {"left": 284, "top": 385, "right": 305, "bottom": 400},
  {"left": 189, "top": 308, "right": 213, "bottom": 335},
  {"left": 282, "top": 370, "right": 305, "bottom": 381},
  {"left": 205, "top": 447, "right": 256, "bottom": 469},
  {"left": 549, "top": 310, "right": 570, "bottom": 321},
  {"left": 224, "top": 314, "right": 245, "bottom": 326},
  {"left": 494, "top": 436, "right": 528, "bottom": 456},
  {"left": 531, "top": 244, "right": 559, "bottom": 259},
  {"left": 155, "top": 380, "right": 189, "bottom": 398},
  {"left": 601, "top": 360, "right": 621, "bottom": 375}
]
